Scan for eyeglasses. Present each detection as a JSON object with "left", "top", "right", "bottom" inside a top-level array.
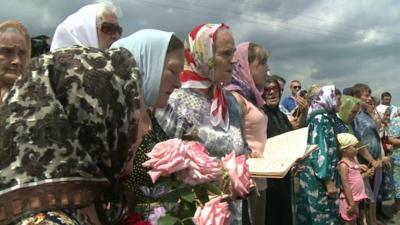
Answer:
[
  {"left": 264, "top": 86, "right": 279, "bottom": 93},
  {"left": 292, "top": 86, "right": 301, "bottom": 89},
  {"left": 100, "top": 22, "right": 123, "bottom": 35}
]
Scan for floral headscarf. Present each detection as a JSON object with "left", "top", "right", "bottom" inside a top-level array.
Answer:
[
  {"left": 376, "top": 104, "right": 391, "bottom": 119},
  {"left": 307, "top": 85, "right": 337, "bottom": 119},
  {"left": 338, "top": 95, "right": 363, "bottom": 124},
  {"left": 0, "top": 20, "right": 31, "bottom": 65},
  {"left": 225, "top": 42, "right": 265, "bottom": 107},
  {"left": 389, "top": 117, "right": 400, "bottom": 138},
  {"left": 180, "top": 23, "right": 231, "bottom": 131}
]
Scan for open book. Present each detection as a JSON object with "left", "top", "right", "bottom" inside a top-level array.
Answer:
[{"left": 247, "top": 127, "right": 318, "bottom": 178}]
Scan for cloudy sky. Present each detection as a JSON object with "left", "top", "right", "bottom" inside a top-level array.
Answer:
[{"left": 2, "top": 0, "right": 399, "bottom": 104}]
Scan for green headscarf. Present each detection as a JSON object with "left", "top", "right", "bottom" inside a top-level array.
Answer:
[{"left": 338, "top": 95, "right": 363, "bottom": 124}]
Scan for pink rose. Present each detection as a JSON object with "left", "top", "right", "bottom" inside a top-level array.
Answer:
[
  {"left": 148, "top": 207, "right": 166, "bottom": 225},
  {"left": 142, "top": 139, "right": 189, "bottom": 183},
  {"left": 222, "top": 152, "right": 250, "bottom": 199},
  {"left": 193, "top": 196, "right": 230, "bottom": 225},
  {"left": 176, "top": 141, "right": 221, "bottom": 185}
]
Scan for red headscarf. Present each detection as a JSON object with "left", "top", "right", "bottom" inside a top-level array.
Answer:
[{"left": 180, "top": 23, "right": 231, "bottom": 131}]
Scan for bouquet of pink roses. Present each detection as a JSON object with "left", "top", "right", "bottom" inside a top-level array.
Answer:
[{"left": 130, "top": 138, "right": 250, "bottom": 225}]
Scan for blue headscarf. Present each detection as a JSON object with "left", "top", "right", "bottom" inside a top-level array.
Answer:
[{"left": 111, "top": 29, "right": 173, "bottom": 107}]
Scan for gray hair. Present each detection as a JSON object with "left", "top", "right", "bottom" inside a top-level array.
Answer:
[{"left": 95, "top": 0, "right": 122, "bottom": 26}]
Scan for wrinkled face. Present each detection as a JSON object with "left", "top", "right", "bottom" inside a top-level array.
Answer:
[
  {"left": 264, "top": 82, "right": 280, "bottom": 108},
  {"left": 250, "top": 58, "right": 268, "bottom": 87},
  {"left": 382, "top": 96, "right": 391, "bottom": 106},
  {"left": 290, "top": 81, "right": 301, "bottom": 95},
  {"left": 213, "top": 29, "right": 236, "bottom": 83},
  {"left": 0, "top": 30, "right": 27, "bottom": 86},
  {"left": 97, "top": 12, "right": 122, "bottom": 49},
  {"left": 154, "top": 48, "right": 184, "bottom": 108}
]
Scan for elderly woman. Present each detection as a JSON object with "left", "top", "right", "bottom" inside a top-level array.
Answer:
[
  {"left": 262, "top": 78, "right": 296, "bottom": 225},
  {"left": 1, "top": 27, "right": 183, "bottom": 224},
  {"left": 110, "top": 29, "right": 184, "bottom": 205},
  {"left": 296, "top": 85, "right": 340, "bottom": 225},
  {"left": 156, "top": 24, "right": 248, "bottom": 157},
  {"left": 351, "top": 83, "right": 384, "bottom": 225},
  {"left": 337, "top": 95, "right": 363, "bottom": 134},
  {"left": 155, "top": 24, "right": 249, "bottom": 224},
  {"left": 225, "top": 42, "right": 268, "bottom": 157},
  {"left": 51, "top": 2, "right": 122, "bottom": 51},
  {"left": 0, "top": 46, "right": 141, "bottom": 225},
  {"left": 224, "top": 42, "right": 268, "bottom": 225},
  {"left": 0, "top": 20, "right": 31, "bottom": 105}
]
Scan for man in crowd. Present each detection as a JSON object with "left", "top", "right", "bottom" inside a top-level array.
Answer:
[
  {"left": 282, "top": 80, "right": 301, "bottom": 113},
  {"left": 381, "top": 91, "right": 398, "bottom": 118}
]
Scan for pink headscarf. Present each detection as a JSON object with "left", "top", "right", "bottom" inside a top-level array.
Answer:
[
  {"left": 180, "top": 23, "right": 231, "bottom": 131},
  {"left": 225, "top": 42, "right": 265, "bottom": 107}
]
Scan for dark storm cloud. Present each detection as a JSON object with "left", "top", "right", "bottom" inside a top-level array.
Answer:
[{"left": 1, "top": 0, "right": 399, "bottom": 103}]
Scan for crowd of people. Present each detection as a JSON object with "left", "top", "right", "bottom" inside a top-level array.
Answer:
[{"left": 0, "top": 1, "right": 400, "bottom": 225}]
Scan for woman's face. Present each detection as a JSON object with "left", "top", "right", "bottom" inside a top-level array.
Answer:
[
  {"left": 250, "top": 58, "right": 268, "bottom": 87},
  {"left": 0, "top": 30, "right": 27, "bottom": 86},
  {"left": 336, "top": 94, "right": 342, "bottom": 109},
  {"left": 154, "top": 48, "right": 184, "bottom": 108},
  {"left": 383, "top": 109, "right": 391, "bottom": 124},
  {"left": 264, "top": 82, "right": 280, "bottom": 108},
  {"left": 360, "top": 90, "right": 372, "bottom": 104},
  {"left": 347, "top": 104, "right": 361, "bottom": 123},
  {"left": 213, "top": 29, "right": 236, "bottom": 83}
]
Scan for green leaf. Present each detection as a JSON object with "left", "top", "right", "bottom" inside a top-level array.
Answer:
[
  {"left": 204, "top": 183, "right": 222, "bottom": 195},
  {"left": 194, "top": 186, "right": 209, "bottom": 205},
  {"left": 182, "top": 218, "right": 195, "bottom": 225},
  {"left": 161, "top": 190, "right": 180, "bottom": 203},
  {"left": 157, "top": 215, "right": 180, "bottom": 225},
  {"left": 178, "top": 200, "right": 197, "bottom": 219},
  {"left": 180, "top": 187, "right": 196, "bottom": 203}
]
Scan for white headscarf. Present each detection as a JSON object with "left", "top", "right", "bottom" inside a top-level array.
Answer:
[
  {"left": 50, "top": 4, "right": 100, "bottom": 51},
  {"left": 111, "top": 29, "right": 173, "bottom": 107},
  {"left": 376, "top": 104, "right": 390, "bottom": 119}
]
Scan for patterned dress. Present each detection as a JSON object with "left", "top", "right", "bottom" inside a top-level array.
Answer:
[
  {"left": 155, "top": 88, "right": 249, "bottom": 158},
  {"left": 126, "top": 111, "right": 169, "bottom": 204},
  {"left": 296, "top": 110, "right": 339, "bottom": 225},
  {"left": 389, "top": 117, "right": 400, "bottom": 199},
  {"left": 0, "top": 46, "right": 141, "bottom": 225},
  {"left": 155, "top": 88, "right": 250, "bottom": 225}
]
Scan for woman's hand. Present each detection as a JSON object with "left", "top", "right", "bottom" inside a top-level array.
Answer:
[
  {"left": 363, "top": 168, "right": 375, "bottom": 178},
  {"left": 386, "top": 143, "right": 394, "bottom": 151},
  {"left": 382, "top": 156, "right": 391, "bottom": 168},
  {"left": 371, "top": 159, "right": 382, "bottom": 169},
  {"left": 325, "top": 179, "right": 337, "bottom": 198}
]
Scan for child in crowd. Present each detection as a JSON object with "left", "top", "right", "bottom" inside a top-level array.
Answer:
[{"left": 337, "top": 133, "right": 374, "bottom": 225}]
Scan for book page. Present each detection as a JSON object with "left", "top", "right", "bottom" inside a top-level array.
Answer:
[{"left": 247, "top": 127, "right": 317, "bottom": 178}]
